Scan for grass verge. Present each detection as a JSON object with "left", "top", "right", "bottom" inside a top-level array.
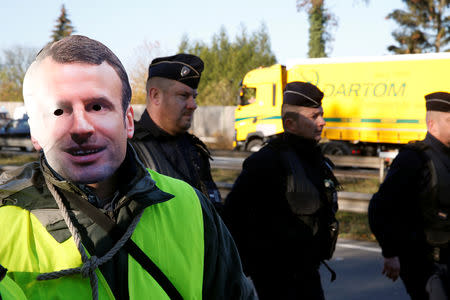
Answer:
[
  {"left": 0, "top": 153, "right": 39, "bottom": 166},
  {"left": 336, "top": 211, "right": 376, "bottom": 242}
]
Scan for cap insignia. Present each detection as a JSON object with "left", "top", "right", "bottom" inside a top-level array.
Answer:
[{"left": 181, "top": 66, "right": 191, "bottom": 77}]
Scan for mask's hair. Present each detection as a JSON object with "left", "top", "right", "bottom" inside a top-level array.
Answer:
[{"left": 26, "top": 35, "right": 131, "bottom": 115}]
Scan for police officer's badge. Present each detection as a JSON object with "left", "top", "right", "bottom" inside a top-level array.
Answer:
[{"left": 181, "top": 66, "right": 190, "bottom": 77}]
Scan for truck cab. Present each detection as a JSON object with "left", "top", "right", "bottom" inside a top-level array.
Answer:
[{"left": 234, "top": 64, "right": 286, "bottom": 151}]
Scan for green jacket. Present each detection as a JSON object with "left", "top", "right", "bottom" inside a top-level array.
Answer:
[
  {"left": 0, "top": 273, "right": 27, "bottom": 300},
  {"left": 0, "top": 146, "right": 255, "bottom": 299}
]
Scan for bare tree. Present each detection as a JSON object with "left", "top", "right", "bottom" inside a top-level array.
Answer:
[
  {"left": 0, "top": 46, "right": 37, "bottom": 102},
  {"left": 128, "top": 40, "right": 163, "bottom": 104}
]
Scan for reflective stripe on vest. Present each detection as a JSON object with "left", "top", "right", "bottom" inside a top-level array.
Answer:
[{"left": 0, "top": 169, "right": 204, "bottom": 299}]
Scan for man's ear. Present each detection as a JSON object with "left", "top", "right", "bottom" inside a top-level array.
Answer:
[
  {"left": 125, "top": 105, "right": 134, "bottom": 139},
  {"left": 148, "top": 87, "right": 162, "bottom": 105},
  {"left": 426, "top": 114, "right": 436, "bottom": 135},
  {"left": 284, "top": 118, "right": 296, "bottom": 132},
  {"left": 31, "top": 136, "right": 42, "bottom": 151}
]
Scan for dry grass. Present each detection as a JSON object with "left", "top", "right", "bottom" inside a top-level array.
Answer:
[
  {"left": 204, "top": 133, "right": 234, "bottom": 150},
  {"left": 336, "top": 177, "right": 380, "bottom": 194},
  {"left": 211, "top": 168, "right": 241, "bottom": 183},
  {"left": 0, "top": 153, "right": 38, "bottom": 166},
  {"left": 336, "top": 211, "right": 376, "bottom": 242}
]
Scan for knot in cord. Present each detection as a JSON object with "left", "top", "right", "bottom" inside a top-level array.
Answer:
[{"left": 81, "top": 256, "right": 100, "bottom": 278}]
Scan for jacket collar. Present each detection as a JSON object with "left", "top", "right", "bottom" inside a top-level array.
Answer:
[
  {"left": 281, "top": 132, "right": 321, "bottom": 156},
  {"left": 425, "top": 132, "right": 450, "bottom": 155},
  {"left": 134, "top": 109, "right": 175, "bottom": 140}
]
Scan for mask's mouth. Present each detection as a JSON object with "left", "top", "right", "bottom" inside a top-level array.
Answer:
[{"left": 68, "top": 147, "right": 104, "bottom": 156}]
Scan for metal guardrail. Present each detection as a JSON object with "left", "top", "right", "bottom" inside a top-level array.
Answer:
[
  {"left": 326, "top": 155, "right": 387, "bottom": 183},
  {"left": 212, "top": 154, "right": 388, "bottom": 182},
  {"left": 212, "top": 154, "right": 379, "bottom": 213},
  {"left": 216, "top": 182, "right": 371, "bottom": 213}
]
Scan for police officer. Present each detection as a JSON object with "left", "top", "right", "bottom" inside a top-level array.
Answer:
[
  {"left": 369, "top": 92, "right": 450, "bottom": 300},
  {"left": 131, "top": 54, "right": 221, "bottom": 204},
  {"left": 223, "top": 81, "right": 340, "bottom": 300}
]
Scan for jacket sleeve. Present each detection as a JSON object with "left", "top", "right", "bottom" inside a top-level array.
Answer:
[
  {"left": 197, "top": 190, "right": 258, "bottom": 300},
  {"left": 221, "top": 150, "right": 288, "bottom": 275},
  {"left": 368, "top": 149, "right": 425, "bottom": 258}
]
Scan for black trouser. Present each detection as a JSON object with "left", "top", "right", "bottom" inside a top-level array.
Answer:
[
  {"left": 252, "top": 268, "right": 325, "bottom": 300},
  {"left": 399, "top": 255, "right": 434, "bottom": 300}
]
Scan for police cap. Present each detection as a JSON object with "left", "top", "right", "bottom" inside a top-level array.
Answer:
[
  {"left": 283, "top": 81, "right": 324, "bottom": 108},
  {"left": 425, "top": 92, "right": 450, "bottom": 112},
  {"left": 147, "top": 53, "right": 204, "bottom": 89}
]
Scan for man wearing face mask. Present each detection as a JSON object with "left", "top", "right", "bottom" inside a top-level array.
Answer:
[
  {"left": 223, "top": 81, "right": 340, "bottom": 299},
  {"left": 131, "top": 54, "right": 221, "bottom": 205},
  {"left": 0, "top": 35, "right": 256, "bottom": 300}
]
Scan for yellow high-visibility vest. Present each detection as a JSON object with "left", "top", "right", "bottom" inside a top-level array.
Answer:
[{"left": 0, "top": 169, "right": 204, "bottom": 299}]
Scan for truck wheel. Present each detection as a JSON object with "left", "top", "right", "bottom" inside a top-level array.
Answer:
[
  {"left": 323, "top": 141, "right": 351, "bottom": 156},
  {"left": 246, "top": 139, "right": 263, "bottom": 152}
]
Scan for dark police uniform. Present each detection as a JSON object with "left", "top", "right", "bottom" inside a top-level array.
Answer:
[
  {"left": 369, "top": 92, "right": 450, "bottom": 300},
  {"left": 223, "top": 82, "right": 339, "bottom": 300},
  {"left": 131, "top": 54, "right": 221, "bottom": 204},
  {"left": 132, "top": 111, "right": 220, "bottom": 203}
]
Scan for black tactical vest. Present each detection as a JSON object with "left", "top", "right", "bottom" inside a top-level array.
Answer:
[
  {"left": 406, "top": 140, "right": 450, "bottom": 247},
  {"left": 279, "top": 148, "right": 340, "bottom": 260}
]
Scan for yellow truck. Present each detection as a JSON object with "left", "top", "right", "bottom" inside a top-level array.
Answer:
[{"left": 234, "top": 53, "right": 450, "bottom": 155}]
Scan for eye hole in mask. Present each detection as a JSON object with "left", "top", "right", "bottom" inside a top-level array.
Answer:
[{"left": 54, "top": 109, "right": 63, "bottom": 116}]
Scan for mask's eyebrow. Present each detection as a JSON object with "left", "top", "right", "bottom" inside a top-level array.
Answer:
[
  {"left": 51, "top": 101, "right": 72, "bottom": 114},
  {"left": 52, "top": 97, "right": 114, "bottom": 112}
]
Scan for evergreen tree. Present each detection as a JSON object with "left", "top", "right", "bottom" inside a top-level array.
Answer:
[
  {"left": 387, "top": 0, "right": 450, "bottom": 54},
  {"left": 178, "top": 24, "right": 277, "bottom": 106},
  {"left": 308, "top": 4, "right": 327, "bottom": 57},
  {"left": 51, "top": 4, "right": 75, "bottom": 42}
]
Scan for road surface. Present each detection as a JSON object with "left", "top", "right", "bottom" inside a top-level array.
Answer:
[{"left": 320, "top": 239, "right": 409, "bottom": 300}]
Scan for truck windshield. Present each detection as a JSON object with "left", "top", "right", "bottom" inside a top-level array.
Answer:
[{"left": 239, "top": 87, "right": 256, "bottom": 106}]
